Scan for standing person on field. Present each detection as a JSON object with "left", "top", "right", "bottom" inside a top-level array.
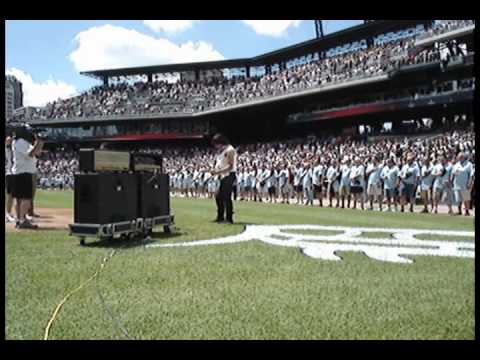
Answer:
[
  {"left": 338, "top": 158, "right": 352, "bottom": 209},
  {"left": 11, "top": 129, "right": 44, "bottom": 229},
  {"left": 266, "top": 164, "right": 277, "bottom": 203},
  {"left": 28, "top": 147, "right": 41, "bottom": 219},
  {"left": 349, "top": 157, "right": 365, "bottom": 210},
  {"left": 381, "top": 158, "right": 399, "bottom": 212},
  {"left": 302, "top": 161, "right": 314, "bottom": 206},
  {"left": 366, "top": 156, "right": 383, "bottom": 211},
  {"left": 419, "top": 157, "right": 434, "bottom": 213},
  {"left": 451, "top": 152, "right": 473, "bottom": 216},
  {"left": 5, "top": 136, "right": 16, "bottom": 223},
  {"left": 431, "top": 155, "right": 453, "bottom": 214},
  {"left": 211, "top": 134, "right": 237, "bottom": 224},
  {"left": 313, "top": 157, "right": 325, "bottom": 207},
  {"left": 399, "top": 153, "right": 420, "bottom": 213},
  {"left": 278, "top": 163, "right": 290, "bottom": 204},
  {"left": 293, "top": 164, "right": 304, "bottom": 205},
  {"left": 326, "top": 158, "right": 340, "bottom": 207}
]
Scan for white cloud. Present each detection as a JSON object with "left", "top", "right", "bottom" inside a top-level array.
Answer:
[
  {"left": 143, "top": 20, "right": 195, "bottom": 33},
  {"left": 5, "top": 68, "right": 77, "bottom": 107},
  {"left": 69, "top": 24, "right": 224, "bottom": 72},
  {"left": 242, "top": 20, "right": 302, "bottom": 37}
]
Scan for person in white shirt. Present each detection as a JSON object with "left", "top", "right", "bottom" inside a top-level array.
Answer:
[
  {"left": 181, "top": 168, "right": 189, "bottom": 197},
  {"left": 366, "top": 156, "right": 383, "bottom": 211},
  {"left": 380, "top": 158, "right": 399, "bottom": 212},
  {"left": 302, "top": 162, "right": 314, "bottom": 206},
  {"left": 28, "top": 150, "right": 41, "bottom": 218},
  {"left": 338, "top": 158, "right": 352, "bottom": 209},
  {"left": 326, "top": 159, "right": 340, "bottom": 207},
  {"left": 451, "top": 152, "right": 474, "bottom": 216},
  {"left": 256, "top": 165, "right": 268, "bottom": 202},
  {"left": 294, "top": 165, "right": 305, "bottom": 205},
  {"left": 266, "top": 164, "right": 277, "bottom": 203},
  {"left": 192, "top": 167, "right": 200, "bottom": 198},
  {"left": 169, "top": 172, "right": 176, "bottom": 196},
  {"left": 419, "top": 157, "right": 434, "bottom": 213},
  {"left": 246, "top": 167, "right": 256, "bottom": 202},
  {"left": 278, "top": 163, "right": 290, "bottom": 204},
  {"left": 5, "top": 136, "right": 16, "bottom": 222},
  {"left": 187, "top": 166, "right": 195, "bottom": 198},
  {"left": 236, "top": 168, "right": 244, "bottom": 201},
  {"left": 203, "top": 170, "right": 213, "bottom": 198},
  {"left": 251, "top": 166, "right": 259, "bottom": 202},
  {"left": 431, "top": 155, "right": 453, "bottom": 214},
  {"left": 11, "top": 128, "right": 44, "bottom": 229},
  {"left": 399, "top": 152, "right": 420, "bottom": 213},
  {"left": 312, "top": 157, "right": 325, "bottom": 207},
  {"left": 211, "top": 134, "right": 237, "bottom": 223},
  {"left": 349, "top": 157, "right": 365, "bottom": 210},
  {"left": 200, "top": 168, "right": 208, "bottom": 198}
]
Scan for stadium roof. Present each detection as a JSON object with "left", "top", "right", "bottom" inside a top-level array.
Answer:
[{"left": 81, "top": 20, "right": 430, "bottom": 80}]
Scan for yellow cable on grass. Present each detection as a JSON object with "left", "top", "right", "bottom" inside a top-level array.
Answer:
[{"left": 43, "top": 249, "right": 117, "bottom": 340}]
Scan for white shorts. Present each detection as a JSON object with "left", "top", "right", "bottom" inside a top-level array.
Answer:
[
  {"left": 454, "top": 190, "right": 471, "bottom": 203},
  {"left": 367, "top": 184, "right": 382, "bottom": 196}
]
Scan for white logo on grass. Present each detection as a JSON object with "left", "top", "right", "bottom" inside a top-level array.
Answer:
[{"left": 146, "top": 225, "right": 474, "bottom": 264}]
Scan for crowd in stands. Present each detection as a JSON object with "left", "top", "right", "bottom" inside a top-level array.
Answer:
[
  {"left": 31, "top": 128, "right": 475, "bottom": 216},
  {"left": 36, "top": 151, "right": 77, "bottom": 190},
  {"left": 417, "top": 20, "right": 475, "bottom": 40},
  {"left": 26, "top": 20, "right": 473, "bottom": 122},
  {"left": 308, "top": 78, "right": 475, "bottom": 114}
]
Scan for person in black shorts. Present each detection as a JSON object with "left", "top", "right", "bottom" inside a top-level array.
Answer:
[{"left": 11, "top": 129, "right": 43, "bottom": 229}]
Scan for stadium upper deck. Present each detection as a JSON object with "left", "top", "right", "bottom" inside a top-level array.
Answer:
[
  {"left": 18, "top": 20, "right": 474, "bottom": 145},
  {"left": 81, "top": 20, "right": 433, "bottom": 84}
]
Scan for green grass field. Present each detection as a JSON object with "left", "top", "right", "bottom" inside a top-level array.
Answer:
[{"left": 5, "top": 190, "right": 475, "bottom": 339}]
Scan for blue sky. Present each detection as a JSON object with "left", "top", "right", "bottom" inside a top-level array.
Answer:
[{"left": 5, "top": 20, "right": 363, "bottom": 107}]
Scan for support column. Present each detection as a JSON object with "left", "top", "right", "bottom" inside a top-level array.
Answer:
[
  {"left": 195, "top": 69, "right": 199, "bottom": 81},
  {"left": 148, "top": 73, "right": 153, "bottom": 83},
  {"left": 246, "top": 66, "right": 250, "bottom": 78},
  {"left": 103, "top": 76, "right": 109, "bottom": 87}
]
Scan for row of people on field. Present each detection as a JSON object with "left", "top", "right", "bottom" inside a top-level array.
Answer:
[{"left": 168, "top": 150, "right": 474, "bottom": 216}]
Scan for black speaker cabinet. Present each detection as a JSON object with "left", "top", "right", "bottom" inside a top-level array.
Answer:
[
  {"left": 137, "top": 173, "right": 170, "bottom": 218},
  {"left": 74, "top": 173, "right": 138, "bottom": 224}
]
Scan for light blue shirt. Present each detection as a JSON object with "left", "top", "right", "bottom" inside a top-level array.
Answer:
[
  {"left": 452, "top": 161, "right": 473, "bottom": 191},
  {"left": 302, "top": 168, "right": 313, "bottom": 188},
  {"left": 349, "top": 165, "right": 365, "bottom": 187},
  {"left": 420, "top": 164, "right": 434, "bottom": 188},
  {"left": 432, "top": 163, "right": 451, "bottom": 189},
  {"left": 312, "top": 165, "right": 324, "bottom": 186},
  {"left": 381, "top": 165, "right": 399, "bottom": 190},
  {"left": 340, "top": 165, "right": 351, "bottom": 186},
  {"left": 400, "top": 163, "right": 419, "bottom": 185},
  {"left": 367, "top": 163, "right": 382, "bottom": 186},
  {"left": 326, "top": 166, "right": 339, "bottom": 183}
]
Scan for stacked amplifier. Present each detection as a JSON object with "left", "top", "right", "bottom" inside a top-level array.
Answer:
[{"left": 69, "top": 149, "right": 174, "bottom": 245}]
